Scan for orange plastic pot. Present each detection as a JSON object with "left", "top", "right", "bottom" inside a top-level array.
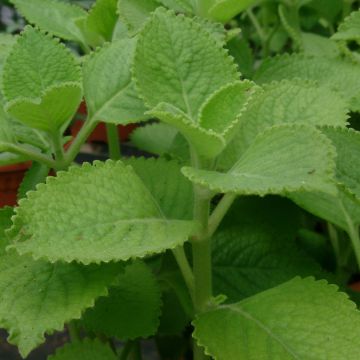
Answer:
[{"left": 0, "top": 162, "right": 31, "bottom": 207}]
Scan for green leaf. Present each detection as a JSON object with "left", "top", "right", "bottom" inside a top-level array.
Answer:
[
  {"left": 207, "top": 0, "right": 258, "bottom": 23},
  {"left": 9, "top": 160, "right": 196, "bottom": 264},
  {"left": 301, "top": 33, "right": 340, "bottom": 57},
  {"left": 0, "top": 34, "right": 16, "bottom": 86},
  {"left": 125, "top": 157, "right": 193, "bottom": 219},
  {"left": 17, "top": 162, "right": 49, "bottom": 200},
  {"left": 81, "top": 0, "right": 118, "bottom": 46},
  {"left": 3, "top": 26, "right": 81, "bottom": 101},
  {"left": 194, "top": 277, "right": 360, "bottom": 360},
  {"left": 213, "top": 196, "right": 328, "bottom": 302},
  {"left": 5, "top": 83, "right": 83, "bottom": 132},
  {"left": 118, "top": 0, "right": 160, "bottom": 35},
  {"left": 218, "top": 79, "right": 349, "bottom": 170},
  {"left": 0, "top": 250, "right": 120, "bottom": 357},
  {"left": 134, "top": 8, "right": 239, "bottom": 121},
  {"left": 83, "top": 39, "right": 147, "bottom": 125},
  {"left": 290, "top": 127, "right": 360, "bottom": 232},
  {"left": 199, "top": 80, "right": 255, "bottom": 141},
  {"left": 148, "top": 102, "right": 225, "bottom": 158},
  {"left": 159, "top": 0, "right": 195, "bottom": 13},
  {"left": 49, "top": 339, "right": 117, "bottom": 360},
  {"left": 254, "top": 54, "right": 360, "bottom": 112},
  {"left": 83, "top": 261, "right": 161, "bottom": 339},
  {"left": 0, "top": 207, "right": 14, "bottom": 254},
  {"left": 10, "top": 0, "right": 87, "bottom": 44},
  {"left": 332, "top": 9, "right": 360, "bottom": 42},
  {"left": 130, "top": 123, "right": 190, "bottom": 161},
  {"left": 183, "top": 125, "right": 336, "bottom": 196}
]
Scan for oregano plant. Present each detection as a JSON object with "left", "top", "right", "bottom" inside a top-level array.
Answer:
[{"left": 1, "top": 0, "right": 360, "bottom": 359}]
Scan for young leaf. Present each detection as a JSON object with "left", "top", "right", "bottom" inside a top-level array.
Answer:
[
  {"left": 134, "top": 8, "right": 239, "bottom": 121},
  {"left": 3, "top": 27, "right": 81, "bottom": 100},
  {"left": 199, "top": 80, "right": 255, "bottom": 141},
  {"left": 125, "top": 157, "right": 193, "bottom": 219},
  {"left": 0, "top": 251, "right": 120, "bottom": 357},
  {"left": 194, "top": 277, "right": 360, "bottom": 359},
  {"left": 332, "top": 9, "right": 360, "bottom": 42},
  {"left": 9, "top": 160, "right": 196, "bottom": 264},
  {"left": 183, "top": 125, "right": 336, "bottom": 196},
  {"left": 83, "top": 39, "right": 147, "bottom": 125},
  {"left": 212, "top": 196, "right": 327, "bottom": 302},
  {"left": 118, "top": 0, "right": 160, "bottom": 35},
  {"left": 81, "top": 0, "right": 118, "bottom": 46},
  {"left": 159, "top": 0, "right": 195, "bottom": 13},
  {"left": 83, "top": 262, "right": 162, "bottom": 339},
  {"left": 147, "top": 102, "right": 225, "bottom": 158},
  {"left": 207, "top": 0, "right": 259, "bottom": 23},
  {"left": 49, "top": 339, "right": 117, "bottom": 360},
  {"left": 0, "top": 34, "right": 15, "bottom": 85},
  {"left": 2, "top": 27, "right": 82, "bottom": 132},
  {"left": 254, "top": 54, "right": 360, "bottom": 111},
  {"left": 301, "top": 33, "right": 340, "bottom": 57},
  {"left": 6, "top": 83, "right": 82, "bottom": 132},
  {"left": 10, "top": 0, "right": 87, "bottom": 45},
  {"left": 218, "top": 79, "right": 349, "bottom": 169}
]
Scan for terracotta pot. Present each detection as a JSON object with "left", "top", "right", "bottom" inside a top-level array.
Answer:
[
  {"left": 71, "top": 101, "right": 137, "bottom": 143},
  {"left": 0, "top": 162, "right": 31, "bottom": 207}
]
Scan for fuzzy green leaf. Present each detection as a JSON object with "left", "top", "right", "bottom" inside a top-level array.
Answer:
[
  {"left": 0, "top": 250, "right": 120, "bottom": 357},
  {"left": 118, "top": 0, "right": 160, "bottom": 35},
  {"left": 9, "top": 160, "right": 196, "bottom": 264},
  {"left": 49, "top": 339, "right": 117, "bottom": 360},
  {"left": 81, "top": 0, "right": 118, "bottom": 46},
  {"left": 254, "top": 54, "right": 360, "bottom": 112},
  {"left": 194, "top": 277, "right": 360, "bottom": 360},
  {"left": 134, "top": 8, "right": 239, "bottom": 121},
  {"left": 301, "top": 33, "right": 340, "bottom": 57},
  {"left": 207, "top": 0, "right": 258, "bottom": 23},
  {"left": 290, "top": 127, "right": 360, "bottom": 231},
  {"left": 219, "top": 80, "right": 349, "bottom": 169},
  {"left": 199, "top": 80, "right": 255, "bottom": 141},
  {"left": 332, "top": 9, "right": 360, "bottom": 42},
  {"left": 159, "top": 0, "right": 195, "bottom": 13},
  {"left": 183, "top": 125, "right": 336, "bottom": 196},
  {"left": 0, "top": 207, "right": 14, "bottom": 254},
  {"left": 83, "top": 261, "right": 161, "bottom": 339},
  {"left": 83, "top": 39, "right": 147, "bottom": 125},
  {"left": 148, "top": 102, "right": 225, "bottom": 158},
  {"left": 0, "top": 34, "right": 16, "bottom": 86},
  {"left": 10, "top": 0, "right": 87, "bottom": 44},
  {"left": 125, "top": 157, "right": 193, "bottom": 219},
  {"left": 6, "top": 83, "right": 82, "bottom": 132},
  {"left": 213, "top": 196, "right": 327, "bottom": 303},
  {"left": 3, "top": 27, "right": 81, "bottom": 101}
]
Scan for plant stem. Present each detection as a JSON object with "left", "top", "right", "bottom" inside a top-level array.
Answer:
[
  {"left": 247, "top": 8, "right": 266, "bottom": 44},
  {"left": 196, "top": 0, "right": 213, "bottom": 18},
  {"left": 120, "top": 340, "right": 142, "bottom": 360},
  {"left": 208, "top": 193, "right": 236, "bottom": 237},
  {"left": 65, "top": 119, "right": 98, "bottom": 165},
  {"left": 7, "top": 144, "right": 56, "bottom": 169},
  {"left": 327, "top": 222, "right": 341, "bottom": 269},
  {"left": 52, "top": 132, "right": 66, "bottom": 170},
  {"left": 172, "top": 246, "right": 195, "bottom": 301},
  {"left": 105, "top": 123, "right": 121, "bottom": 160},
  {"left": 68, "top": 322, "right": 80, "bottom": 342}
]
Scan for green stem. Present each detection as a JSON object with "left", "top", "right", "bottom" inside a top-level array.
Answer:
[
  {"left": 105, "top": 123, "right": 121, "bottom": 160},
  {"left": 208, "top": 193, "right": 236, "bottom": 237},
  {"left": 68, "top": 322, "right": 80, "bottom": 343},
  {"left": 172, "top": 246, "right": 195, "bottom": 301},
  {"left": 120, "top": 340, "right": 142, "bottom": 360},
  {"left": 191, "top": 185, "right": 212, "bottom": 360},
  {"left": 247, "top": 8, "right": 266, "bottom": 44},
  {"left": 52, "top": 132, "right": 66, "bottom": 170},
  {"left": 196, "top": 0, "right": 213, "bottom": 18},
  {"left": 7, "top": 144, "right": 56, "bottom": 169},
  {"left": 64, "top": 118, "right": 98, "bottom": 165},
  {"left": 347, "top": 224, "right": 360, "bottom": 271},
  {"left": 327, "top": 222, "right": 341, "bottom": 269}
]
